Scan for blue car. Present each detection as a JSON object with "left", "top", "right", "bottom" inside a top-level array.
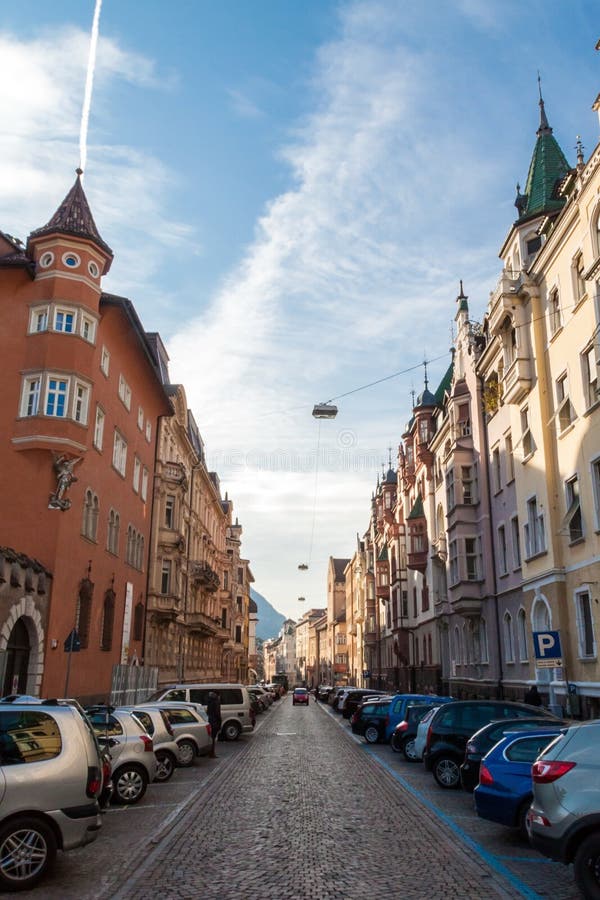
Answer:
[
  {"left": 474, "top": 727, "right": 563, "bottom": 837},
  {"left": 384, "top": 693, "right": 453, "bottom": 742}
]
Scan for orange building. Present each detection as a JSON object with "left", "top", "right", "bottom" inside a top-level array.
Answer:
[{"left": 0, "top": 171, "right": 171, "bottom": 703}]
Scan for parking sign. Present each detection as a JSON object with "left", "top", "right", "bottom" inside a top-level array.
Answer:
[{"left": 532, "top": 630, "right": 562, "bottom": 667}]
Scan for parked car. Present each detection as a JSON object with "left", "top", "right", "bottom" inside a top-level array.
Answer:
[
  {"left": 87, "top": 708, "right": 157, "bottom": 804},
  {"left": 423, "top": 700, "right": 558, "bottom": 789},
  {"left": 292, "top": 688, "right": 310, "bottom": 706},
  {"left": 0, "top": 703, "right": 103, "bottom": 891},
  {"left": 247, "top": 687, "right": 269, "bottom": 711},
  {"left": 385, "top": 693, "right": 453, "bottom": 742},
  {"left": 528, "top": 719, "right": 600, "bottom": 899},
  {"left": 390, "top": 704, "right": 439, "bottom": 760},
  {"left": 147, "top": 683, "right": 255, "bottom": 741},
  {"left": 317, "top": 685, "right": 334, "bottom": 702},
  {"left": 116, "top": 706, "right": 181, "bottom": 782},
  {"left": 331, "top": 687, "right": 351, "bottom": 711},
  {"left": 460, "top": 715, "right": 565, "bottom": 791},
  {"left": 252, "top": 685, "right": 273, "bottom": 706},
  {"left": 474, "top": 727, "right": 564, "bottom": 836},
  {"left": 413, "top": 706, "right": 441, "bottom": 762},
  {"left": 350, "top": 698, "right": 392, "bottom": 743},
  {"left": 341, "top": 689, "right": 389, "bottom": 720}
]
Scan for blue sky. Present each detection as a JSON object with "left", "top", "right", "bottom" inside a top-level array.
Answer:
[{"left": 1, "top": 1, "right": 598, "bottom": 623}]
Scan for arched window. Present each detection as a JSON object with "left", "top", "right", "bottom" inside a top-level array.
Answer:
[
  {"left": 501, "top": 315, "right": 517, "bottom": 367},
  {"left": 107, "top": 509, "right": 120, "bottom": 555},
  {"left": 77, "top": 578, "right": 94, "bottom": 649},
  {"left": 126, "top": 525, "right": 134, "bottom": 565},
  {"left": 479, "top": 618, "right": 489, "bottom": 664},
  {"left": 101, "top": 590, "right": 115, "bottom": 651},
  {"left": 503, "top": 612, "right": 514, "bottom": 663},
  {"left": 428, "top": 634, "right": 433, "bottom": 665},
  {"left": 453, "top": 625, "right": 461, "bottom": 665},
  {"left": 82, "top": 489, "right": 93, "bottom": 537},
  {"left": 517, "top": 608, "right": 528, "bottom": 661}
]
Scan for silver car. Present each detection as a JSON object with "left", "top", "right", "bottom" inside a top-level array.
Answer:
[
  {"left": 87, "top": 708, "right": 157, "bottom": 804},
  {"left": 135, "top": 702, "right": 211, "bottom": 767},
  {"left": 0, "top": 703, "right": 102, "bottom": 891},
  {"left": 528, "top": 719, "right": 600, "bottom": 898},
  {"left": 116, "top": 707, "right": 181, "bottom": 782}
]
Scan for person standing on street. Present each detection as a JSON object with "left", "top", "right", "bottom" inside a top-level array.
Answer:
[
  {"left": 206, "top": 691, "right": 222, "bottom": 757},
  {"left": 524, "top": 684, "right": 542, "bottom": 707}
]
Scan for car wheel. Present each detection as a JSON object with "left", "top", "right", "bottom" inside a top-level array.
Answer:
[
  {"left": 113, "top": 764, "right": 148, "bottom": 804},
  {"left": 0, "top": 816, "right": 57, "bottom": 891},
  {"left": 364, "top": 725, "right": 380, "bottom": 744},
  {"left": 154, "top": 750, "right": 177, "bottom": 783},
  {"left": 401, "top": 737, "right": 419, "bottom": 762},
  {"left": 390, "top": 732, "right": 403, "bottom": 753},
  {"left": 433, "top": 755, "right": 461, "bottom": 789},
  {"left": 574, "top": 832, "right": 600, "bottom": 900},
  {"left": 177, "top": 739, "right": 197, "bottom": 767},
  {"left": 221, "top": 721, "right": 241, "bottom": 741}
]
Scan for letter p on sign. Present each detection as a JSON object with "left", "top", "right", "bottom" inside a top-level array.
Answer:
[{"left": 533, "top": 630, "right": 562, "bottom": 661}]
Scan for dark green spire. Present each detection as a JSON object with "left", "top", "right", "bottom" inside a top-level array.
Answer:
[{"left": 514, "top": 88, "right": 570, "bottom": 223}]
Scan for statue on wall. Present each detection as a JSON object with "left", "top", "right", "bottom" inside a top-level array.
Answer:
[{"left": 48, "top": 454, "right": 82, "bottom": 510}]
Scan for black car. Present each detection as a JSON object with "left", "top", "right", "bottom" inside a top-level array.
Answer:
[
  {"left": 350, "top": 698, "right": 392, "bottom": 743},
  {"left": 423, "top": 700, "right": 558, "bottom": 789},
  {"left": 460, "top": 715, "right": 565, "bottom": 791},
  {"left": 341, "top": 689, "right": 389, "bottom": 720},
  {"left": 390, "top": 704, "right": 436, "bottom": 760}
]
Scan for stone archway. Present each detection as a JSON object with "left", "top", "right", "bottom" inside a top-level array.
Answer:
[{"left": 0, "top": 598, "right": 45, "bottom": 696}]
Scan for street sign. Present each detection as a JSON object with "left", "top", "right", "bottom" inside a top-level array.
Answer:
[
  {"left": 64, "top": 629, "right": 81, "bottom": 653},
  {"left": 532, "top": 630, "right": 562, "bottom": 666}
]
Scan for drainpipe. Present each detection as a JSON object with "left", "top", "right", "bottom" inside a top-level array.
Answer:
[
  {"left": 141, "top": 414, "right": 166, "bottom": 669},
  {"left": 478, "top": 374, "right": 504, "bottom": 699}
]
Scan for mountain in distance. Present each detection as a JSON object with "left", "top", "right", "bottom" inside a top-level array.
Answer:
[{"left": 251, "top": 587, "right": 286, "bottom": 640}]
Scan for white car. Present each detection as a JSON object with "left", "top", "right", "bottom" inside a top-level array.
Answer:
[{"left": 412, "top": 706, "right": 440, "bottom": 761}]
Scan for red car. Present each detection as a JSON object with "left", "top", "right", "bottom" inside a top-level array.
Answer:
[{"left": 292, "top": 688, "right": 309, "bottom": 706}]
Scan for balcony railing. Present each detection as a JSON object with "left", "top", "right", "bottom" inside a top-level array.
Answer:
[{"left": 189, "top": 561, "right": 220, "bottom": 592}]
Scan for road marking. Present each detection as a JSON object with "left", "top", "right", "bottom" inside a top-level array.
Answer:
[{"left": 276, "top": 732, "right": 297, "bottom": 736}]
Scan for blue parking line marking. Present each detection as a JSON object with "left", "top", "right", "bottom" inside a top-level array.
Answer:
[{"left": 370, "top": 750, "right": 544, "bottom": 900}]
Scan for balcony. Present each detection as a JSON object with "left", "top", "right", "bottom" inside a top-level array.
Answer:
[
  {"left": 190, "top": 561, "right": 220, "bottom": 592},
  {"left": 148, "top": 594, "right": 181, "bottom": 623},
  {"left": 185, "top": 610, "right": 217, "bottom": 636},
  {"left": 502, "top": 355, "right": 533, "bottom": 405},
  {"left": 163, "top": 460, "right": 188, "bottom": 487},
  {"left": 375, "top": 584, "right": 390, "bottom": 599},
  {"left": 431, "top": 536, "right": 447, "bottom": 562},
  {"left": 450, "top": 581, "right": 483, "bottom": 619}
]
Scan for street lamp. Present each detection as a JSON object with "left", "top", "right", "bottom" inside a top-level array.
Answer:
[{"left": 312, "top": 403, "right": 338, "bottom": 419}]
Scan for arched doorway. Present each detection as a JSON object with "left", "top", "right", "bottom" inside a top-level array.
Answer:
[{"left": 2, "top": 618, "right": 31, "bottom": 696}]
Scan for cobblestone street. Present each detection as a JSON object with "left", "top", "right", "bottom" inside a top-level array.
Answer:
[{"left": 92, "top": 697, "right": 566, "bottom": 900}]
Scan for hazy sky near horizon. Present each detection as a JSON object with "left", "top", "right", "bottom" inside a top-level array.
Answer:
[{"left": 1, "top": 1, "right": 598, "bottom": 620}]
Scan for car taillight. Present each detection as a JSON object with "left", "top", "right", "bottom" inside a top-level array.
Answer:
[
  {"left": 528, "top": 810, "right": 551, "bottom": 827},
  {"left": 206, "top": 723, "right": 212, "bottom": 738},
  {"left": 140, "top": 735, "right": 154, "bottom": 752},
  {"left": 426, "top": 723, "right": 433, "bottom": 750},
  {"left": 396, "top": 721, "right": 409, "bottom": 733},
  {"left": 479, "top": 764, "right": 493, "bottom": 786},
  {"left": 532, "top": 760, "right": 576, "bottom": 783},
  {"left": 86, "top": 765, "right": 102, "bottom": 798}
]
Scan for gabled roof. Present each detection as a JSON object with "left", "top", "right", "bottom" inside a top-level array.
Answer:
[
  {"left": 0, "top": 230, "right": 35, "bottom": 277},
  {"left": 407, "top": 494, "right": 424, "bottom": 520},
  {"left": 515, "top": 98, "right": 570, "bottom": 224},
  {"left": 28, "top": 170, "right": 113, "bottom": 260},
  {"left": 332, "top": 557, "right": 351, "bottom": 581},
  {"left": 433, "top": 362, "right": 453, "bottom": 406}
]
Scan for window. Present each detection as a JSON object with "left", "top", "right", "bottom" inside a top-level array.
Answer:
[
  {"left": 81, "top": 315, "right": 96, "bottom": 343},
  {"left": 575, "top": 590, "right": 596, "bottom": 658},
  {"left": 449, "top": 539, "right": 459, "bottom": 585},
  {"left": 446, "top": 467, "right": 455, "bottom": 510},
  {"left": 511, "top": 516, "right": 521, "bottom": 568},
  {"left": 107, "top": 509, "right": 120, "bottom": 555},
  {"left": 145, "top": 421, "right": 152, "bottom": 443},
  {"left": 0, "top": 711, "right": 62, "bottom": 766},
  {"left": 505, "top": 433, "right": 515, "bottom": 482},
  {"left": 141, "top": 467, "right": 149, "bottom": 502},
  {"left": 29, "top": 306, "right": 49, "bottom": 333},
  {"left": 165, "top": 495, "right": 176, "bottom": 529},
  {"left": 492, "top": 446, "right": 502, "bottom": 493},
  {"left": 100, "top": 346, "right": 110, "bottom": 376},
  {"left": 54, "top": 308, "right": 75, "bottom": 333},
  {"left": 118, "top": 375, "right": 131, "bottom": 410},
  {"left": 497, "top": 525, "right": 508, "bottom": 575},
  {"left": 77, "top": 578, "right": 93, "bottom": 649},
  {"left": 526, "top": 235, "right": 542, "bottom": 257},
  {"left": 112, "top": 431, "right": 127, "bottom": 476},
  {"left": 461, "top": 465, "right": 476, "bottom": 505},
  {"left": 564, "top": 476, "right": 583, "bottom": 543},
  {"left": 161, "top": 560, "right": 172, "bottom": 594},
  {"left": 501, "top": 316, "right": 517, "bottom": 367},
  {"left": 82, "top": 489, "right": 99, "bottom": 541},
  {"left": 592, "top": 457, "right": 600, "bottom": 530},
  {"left": 100, "top": 590, "right": 115, "bottom": 651},
  {"left": 457, "top": 402, "right": 471, "bottom": 436},
  {"left": 73, "top": 381, "right": 89, "bottom": 424},
  {"left": 22, "top": 377, "right": 41, "bottom": 417},
  {"left": 573, "top": 253, "right": 586, "bottom": 305},
  {"left": 453, "top": 626, "right": 462, "bottom": 665},
  {"left": 133, "top": 457, "right": 141, "bottom": 493},
  {"left": 93, "top": 406, "right": 105, "bottom": 450},
  {"left": 556, "top": 373, "right": 574, "bottom": 432},
  {"left": 517, "top": 608, "right": 528, "bottom": 661},
  {"left": 465, "top": 537, "right": 481, "bottom": 581},
  {"left": 549, "top": 288, "right": 562, "bottom": 335},
  {"left": 133, "top": 601, "right": 145, "bottom": 642},
  {"left": 223, "top": 571, "right": 229, "bottom": 590},
  {"left": 39, "top": 251, "right": 54, "bottom": 268},
  {"left": 62, "top": 252, "right": 80, "bottom": 269},
  {"left": 137, "top": 406, "right": 144, "bottom": 430},
  {"left": 221, "top": 608, "right": 227, "bottom": 629},
  {"left": 525, "top": 497, "right": 545, "bottom": 558},
  {"left": 521, "top": 407, "right": 534, "bottom": 458},
  {"left": 237, "top": 595, "right": 243, "bottom": 613},
  {"left": 479, "top": 618, "right": 489, "bottom": 664},
  {"left": 45, "top": 376, "right": 68, "bottom": 417},
  {"left": 235, "top": 625, "right": 242, "bottom": 643},
  {"left": 503, "top": 612, "right": 515, "bottom": 663},
  {"left": 581, "top": 343, "right": 599, "bottom": 409}
]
